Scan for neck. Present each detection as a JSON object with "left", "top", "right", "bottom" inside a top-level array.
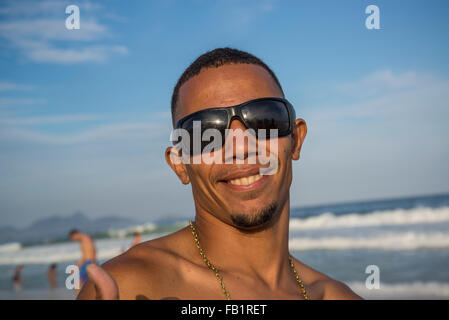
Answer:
[{"left": 192, "top": 197, "right": 291, "bottom": 289}]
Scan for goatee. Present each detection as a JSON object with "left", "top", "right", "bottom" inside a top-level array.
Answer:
[{"left": 230, "top": 202, "right": 278, "bottom": 230}]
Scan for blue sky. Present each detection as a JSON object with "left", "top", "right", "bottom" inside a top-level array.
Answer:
[{"left": 1, "top": 0, "right": 449, "bottom": 227}]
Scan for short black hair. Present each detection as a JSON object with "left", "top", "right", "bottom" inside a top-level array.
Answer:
[
  {"left": 170, "top": 47, "right": 285, "bottom": 126},
  {"left": 68, "top": 229, "right": 79, "bottom": 237}
]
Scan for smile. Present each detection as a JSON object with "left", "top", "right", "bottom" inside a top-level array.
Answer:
[
  {"left": 227, "top": 174, "right": 263, "bottom": 186},
  {"left": 219, "top": 170, "right": 269, "bottom": 191}
]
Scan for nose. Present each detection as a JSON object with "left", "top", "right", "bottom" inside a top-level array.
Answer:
[
  {"left": 224, "top": 118, "right": 258, "bottom": 163},
  {"left": 229, "top": 118, "right": 247, "bottom": 131}
]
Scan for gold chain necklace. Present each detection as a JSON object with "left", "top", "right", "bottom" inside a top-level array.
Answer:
[{"left": 189, "top": 221, "right": 309, "bottom": 300}]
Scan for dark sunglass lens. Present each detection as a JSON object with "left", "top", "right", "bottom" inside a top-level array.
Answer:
[
  {"left": 181, "top": 109, "right": 228, "bottom": 155},
  {"left": 241, "top": 100, "right": 291, "bottom": 137}
]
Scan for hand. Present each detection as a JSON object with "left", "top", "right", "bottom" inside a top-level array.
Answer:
[{"left": 85, "top": 264, "right": 119, "bottom": 300}]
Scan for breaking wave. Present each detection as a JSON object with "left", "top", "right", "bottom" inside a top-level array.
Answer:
[
  {"left": 289, "top": 206, "right": 449, "bottom": 230},
  {"left": 347, "top": 281, "right": 449, "bottom": 299},
  {"left": 289, "top": 231, "right": 449, "bottom": 250},
  {"left": 0, "top": 242, "right": 21, "bottom": 253}
]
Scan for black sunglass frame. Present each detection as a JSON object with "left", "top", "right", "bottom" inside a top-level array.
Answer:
[{"left": 174, "top": 97, "right": 296, "bottom": 137}]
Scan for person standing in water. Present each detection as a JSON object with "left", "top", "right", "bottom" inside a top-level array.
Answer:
[
  {"left": 69, "top": 229, "right": 97, "bottom": 287},
  {"left": 47, "top": 263, "right": 57, "bottom": 289},
  {"left": 12, "top": 265, "right": 24, "bottom": 292}
]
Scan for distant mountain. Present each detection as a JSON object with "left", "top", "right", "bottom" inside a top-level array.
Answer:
[{"left": 0, "top": 211, "right": 140, "bottom": 245}]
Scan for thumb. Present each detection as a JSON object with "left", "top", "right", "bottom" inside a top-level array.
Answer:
[{"left": 86, "top": 264, "right": 119, "bottom": 300}]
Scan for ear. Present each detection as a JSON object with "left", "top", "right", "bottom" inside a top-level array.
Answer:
[
  {"left": 291, "top": 118, "right": 307, "bottom": 160},
  {"left": 165, "top": 146, "right": 190, "bottom": 184}
]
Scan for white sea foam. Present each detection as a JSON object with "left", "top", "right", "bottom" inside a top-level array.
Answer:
[
  {"left": 289, "top": 231, "right": 449, "bottom": 250},
  {"left": 107, "top": 222, "right": 157, "bottom": 238},
  {"left": 2, "top": 206, "right": 449, "bottom": 265},
  {"left": 3, "top": 206, "right": 446, "bottom": 261},
  {"left": 347, "top": 281, "right": 449, "bottom": 299},
  {"left": 0, "top": 282, "right": 447, "bottom": 300},
  {"left": 289, "top": 206, "right": 449, "bottom": 230},
  {"left": 0, "top": 233, "right": 167, "bottom": 265},
  {"left": 2, "top": 230, "right": 446, "bottom": 265},
  {"left": 0, "top": 241, "right": 118, "bottom": 265},
  {"left": 0, "top": 242, "right": 21, "bottom": 253}
]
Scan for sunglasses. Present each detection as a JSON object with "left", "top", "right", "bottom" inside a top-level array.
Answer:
[{"left": 173, "top": 97, "right": 296, "bottom": 155}]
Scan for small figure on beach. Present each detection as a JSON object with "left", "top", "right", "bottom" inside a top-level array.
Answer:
[
  {"left": 130, "top": 232, "right": 142, "bottom": 248},
  {"left": 47, "top": 263, "right": 57, "bottom": 289},
  {"left": 69, "top": 229, "right": 97, "bottom": 288},
  {"left": 12, "top": 265, "right": 24, "bottom": 292}
]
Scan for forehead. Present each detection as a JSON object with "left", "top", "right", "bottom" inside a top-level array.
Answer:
[{"left": 175, "top": 63, "right": 283, "bottom": 123}]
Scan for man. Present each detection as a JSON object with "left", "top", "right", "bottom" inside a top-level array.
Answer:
[
  {"left": 12, "top": 265, "right": 24, "bottom": 292},
  {"left": 47, "top": 263, "right": 57, "bottom": 289},
  {"left": 78, "top": 47, "right": 361, "bottom": 300},
  {"left": 69, "top": 229, "right": 97, "bottom": 286}
]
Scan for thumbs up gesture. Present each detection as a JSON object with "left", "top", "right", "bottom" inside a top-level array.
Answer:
[{"left": 77, "top": 264, "right": 119, "bottom": 300}]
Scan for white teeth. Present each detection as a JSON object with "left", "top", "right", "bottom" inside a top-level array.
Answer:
[{"left": 228, "top": 174, "right": 262, "bottom": 186}]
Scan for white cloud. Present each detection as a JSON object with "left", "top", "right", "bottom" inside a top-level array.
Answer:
[
  {"left": 214, "top": 0, "right": 276, "bottom": 32},
  {"left": 0, "top": 81, "right": 34, "bottom": 92},
  {"left": 291, "top": 69, "right": 449, "bottom": 207},
  {"left": 24, "top": 43, "right": 127, "bottom": 64},
  {"left": 0, "top": 19, "right": 107, "bottom": 42},
  {"left": 336, "top": 70, "right": 418, "bottom": 94},
  {"left": 0, "top": 114, "right": 101, "bottom": 125},
  {"left": 302, "top": 70, "right": 449, "bottom": 127},
  {"left": 0, "top": 0, "right": 127, "bottom": 63},
  {"left": 0, "top": 0, "right": 66, "bottom": 16},
  {"left": 0, "top": 119, "right": 170, "bottom": 145},
  {"left": 0, "top": 97, "right": 46, "bottom": 108},
  {"left": 0, "top": 0, "right": 101, "bottom": 17}
]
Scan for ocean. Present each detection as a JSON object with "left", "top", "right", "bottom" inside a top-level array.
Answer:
[{"left": 1, "top": 193, "right": 448, "bottom": 299}]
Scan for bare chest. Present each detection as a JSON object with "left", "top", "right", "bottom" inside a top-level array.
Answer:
[{"left": 127, "top": 263, "right": 312, "bottom": 300}]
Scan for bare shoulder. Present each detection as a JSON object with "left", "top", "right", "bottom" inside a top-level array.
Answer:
[
  {"left": 78, "top": 226, "right": 193, "bottom": 300},
  {"left": 291, "top": 256, "right": 363, "bottom": 300},
  {"left": 319, "top": 278, "right": 363, "bottom": 300}
]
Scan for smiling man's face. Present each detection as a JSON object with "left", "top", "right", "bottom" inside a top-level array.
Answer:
[{"left": 167, "top": 63, "right": 306, "bottom": 230}]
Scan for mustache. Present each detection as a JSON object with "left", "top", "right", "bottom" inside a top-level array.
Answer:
[{"left": 223, "top": 150, "right": 258, "bottom": 164}]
